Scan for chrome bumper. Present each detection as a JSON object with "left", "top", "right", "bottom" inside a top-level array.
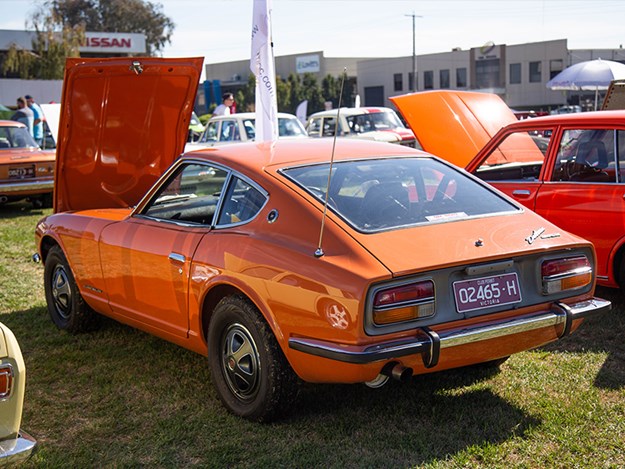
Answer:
[
  {"left": 288, "top": 298, "right": 611, "bottom": 367},
  {"left": 0, "top": 180, "right": 53, "bottom": 193},
  {"left": 0, "top": 430, "right": 36, "bottom": 464}
]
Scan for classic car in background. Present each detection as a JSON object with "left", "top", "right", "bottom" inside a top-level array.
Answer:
[
  {"left": 392, "top": 90, "right": 625, "bottom": 290},
  {"left": 34, "top": 57, "right": 610, "bottom": 422},
  {"left": 0, "top": 322, "right": 36, "bottom": 464},
  {"left": 305, "top": 107, "right": 417, "bottom": 147},
  {"left": 0, "top": 120, "right": 55, "bottom": 208},
  {"left": 187, "top": 111, "right": 205, "bottom": 142},
  {"left": 185, "top": 112, "right": 307, "bottom": 151}
]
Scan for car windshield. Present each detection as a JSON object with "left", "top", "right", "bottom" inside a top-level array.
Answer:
[
  {"left": 243, "top": 117, "right": 308, "bottom": 140},
  {"left": 282, "top": 157, "right": 518, "bottom": 232},
  {"left": 0, "top": 125, "right": 38, "bottom": 149},
  {"left": 346, "top": 111, "right": 405, "bottom": 134}
]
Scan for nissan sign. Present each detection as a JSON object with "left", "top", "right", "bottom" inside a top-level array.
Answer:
[{"left": 81, "top": 32, "right": 146, "bottom": 54}]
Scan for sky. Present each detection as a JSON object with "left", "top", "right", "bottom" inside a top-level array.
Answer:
[{"left": 1, "top": 0, "right": 625, "bottom": 67}]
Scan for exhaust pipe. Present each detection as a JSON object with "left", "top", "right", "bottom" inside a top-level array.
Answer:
[
  {"left": 0, "top": 196, "right": 8, "bottom": 204},
  {"left": 364, "top": 361, "right": 413, "bottom": 388},
  {"left": 384, "top": 362, "right": 413, "bottom": 382}
]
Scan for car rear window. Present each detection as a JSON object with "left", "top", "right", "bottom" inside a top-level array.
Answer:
[{"left": 282, "top": 157, "right": 519, "bottom": 232}]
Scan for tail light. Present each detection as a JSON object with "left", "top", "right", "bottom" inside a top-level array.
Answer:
[
  {"left": 0, "top": 364, "right": 14, "bottom": 400},
  {"left": 372, "top": 280, "right": 435, "bottom": 325},
  {"left": 541, "top": 256, "right": 592, "bottom": 294}
]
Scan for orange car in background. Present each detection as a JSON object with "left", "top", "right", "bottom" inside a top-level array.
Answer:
[
  {"left": 0, "top": 120, "right": 55, "bottom": 208},
  {"left": 34, "top": 58, "right": 610, "bottom": 421}
]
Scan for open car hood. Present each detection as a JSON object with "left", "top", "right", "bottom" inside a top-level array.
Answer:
[
  {"left": 54, "top": 57, "right": 203, "bottom": 212},
  {"left": 390, "top": 90, "right": 517, "bottom": 167}
]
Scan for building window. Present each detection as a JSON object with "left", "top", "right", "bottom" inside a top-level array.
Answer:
[
  {"left": 440, "top": 69, "right": 450, "bottom": 89},
  {"left": 456, "top": 68, "right": 467, "bottom": 88},
  {"left": 408, "top": 72, "right": 417, "bottom": 91},
  {"left": 394, "top": 73, "right": 403, "bottom": 92},
  {"left": 509, "top": 63, "right": 521, "bottom": 84},
  {"left": 529, "top": 61, "right": 542, "bottom": 83},
  {"left": 476, "top": 59, "right": 500, "bottom": 89},
  {"left": 550, "top": 59, "right": 563, "bottom": 79},
  {"left": 424, "top": 71, "right": 434, "bottom": 90}
]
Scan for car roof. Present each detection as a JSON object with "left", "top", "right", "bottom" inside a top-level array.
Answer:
[
  {"left": 0, "top": 120, "right": 26, "bottom": 128},
  {"left": 502, "top": 109, "right": 625, "bottom": 127},
  {"left": 183, "top": 137, "right": 424, "bottom": 176},
  {"left": 209, "top": 112, "right": 299, "bottom": 121},
  {"left": 308, "top": 107, "right": 397, "bottom": 118}
]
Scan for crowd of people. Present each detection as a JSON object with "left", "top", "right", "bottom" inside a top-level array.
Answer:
[{"left": 10, "top": 94, "right": 45, "bottom": 146}]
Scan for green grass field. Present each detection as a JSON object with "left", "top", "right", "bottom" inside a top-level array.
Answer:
[{"left": 1, "top": 202, "right": 624, "bottom": 468}]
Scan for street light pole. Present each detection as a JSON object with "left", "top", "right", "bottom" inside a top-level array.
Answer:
[{"left": 406, "top": 12, "right": 423, "bottom": 92}]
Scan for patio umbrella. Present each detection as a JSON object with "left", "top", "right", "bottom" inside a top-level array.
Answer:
[{"left": 546, "top": 58, "right": 625, "bottom": 110}]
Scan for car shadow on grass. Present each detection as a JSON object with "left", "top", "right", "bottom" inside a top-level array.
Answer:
[
  {"left": 283, "top": 367, "right": 539, "bottom": 467},
  {"left": 0, "top": 201, "right": 48, "bottom": 219},
  {"left": 538, "top": 286, "right": 625, "bottom": 390}
]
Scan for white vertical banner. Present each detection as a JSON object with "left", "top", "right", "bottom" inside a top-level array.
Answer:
[{"left": 251, "top": 0, "right": 278, "bottom": 142}]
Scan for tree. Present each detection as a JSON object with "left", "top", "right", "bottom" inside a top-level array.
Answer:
[
  {"left": 2, "top": 6, "right": 84, "bottom": 79},
  {"left": 49, "top": 0, "right": 174, "bottom": 56}
]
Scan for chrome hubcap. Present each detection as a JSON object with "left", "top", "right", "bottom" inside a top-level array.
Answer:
[
  {"left": 51, "top": 265, "right": 72, "bottom": 320},
  {"left": 221, "top": 323, "right": 260, "bottom": 401}
]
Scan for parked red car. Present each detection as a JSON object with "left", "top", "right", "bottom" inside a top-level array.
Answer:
[{"left": 393, "top": 91, "right": 625, "bottom": 289}]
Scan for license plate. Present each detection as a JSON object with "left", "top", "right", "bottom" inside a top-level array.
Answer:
[
  {"left": 8, "top": 165, "right": 35, "bottom": 179},
  {"left": 453, "top": 273, "right": 521, "bottom": 313}
]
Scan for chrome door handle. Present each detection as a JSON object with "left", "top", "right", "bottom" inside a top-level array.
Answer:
[
  {"left": 512, "top": 190, "right": 531, "bottom": 197},
  {"left": 168, "top": 253, "right": 186, "bottom": 264}
]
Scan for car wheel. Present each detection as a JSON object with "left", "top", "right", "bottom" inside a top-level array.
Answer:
[
  {"left": 208, "top": 295, "right": 299, "bottom": 421},
  {"left": 44, "top": 245, "right": 99, "bottom": 333}
]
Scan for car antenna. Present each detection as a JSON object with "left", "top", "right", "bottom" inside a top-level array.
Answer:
[{"left": 315, "top": 67, "right": 347, "bottom": 258}]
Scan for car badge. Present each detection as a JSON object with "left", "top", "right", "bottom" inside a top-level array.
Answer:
[{"left": 525, "top": 227, "right": 545, "bottom": 244}]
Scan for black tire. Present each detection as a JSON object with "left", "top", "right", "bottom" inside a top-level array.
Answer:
[
  {"left": 207, "top": 295, "right": 299, "bottom": 422},
  {"left": 43, "top": 245, "right": 99, "bottom": 333}
]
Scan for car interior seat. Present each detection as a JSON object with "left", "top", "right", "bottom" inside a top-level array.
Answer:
[{"left": 361, "top": 182, "right": 410, "bottom": 228}]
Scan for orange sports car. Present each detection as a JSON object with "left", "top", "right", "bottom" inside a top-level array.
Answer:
[
  {"left": 0, "top": 120, "right": 55, "bottom": 208},
  {"left": 34, "top": 58, "right": 610, "bottom": 421}
]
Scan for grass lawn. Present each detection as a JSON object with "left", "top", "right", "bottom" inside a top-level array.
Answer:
[{"left": 1, "top": 201, "right": 624, "bottom": 468}]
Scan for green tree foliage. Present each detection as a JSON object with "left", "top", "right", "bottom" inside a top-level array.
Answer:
[
  {"left": 49, "top": 0, "right": 174, "bottom": 56},
  {"left": 2, "top": 6, "right": 84, "bottom": 79}
]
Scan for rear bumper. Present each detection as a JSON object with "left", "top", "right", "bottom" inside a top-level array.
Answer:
[
  {"left": 0, "top": 179, "right": 53, "bottom": 194},
  {"left": 288, "top": 298, "right": 611, "bottom": 367},
  {"left": 0, "top": 430, "right": 36, "bottom": 464}
]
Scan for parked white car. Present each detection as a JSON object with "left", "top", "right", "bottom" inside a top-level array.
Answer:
[
  {"left": 305, "top": 107, "right": 418, "bottom": 147},
  {"left": 0, "top": 322, "right": 36, "bottom": 464},
  {"left": 186, "top": 112, "right": 308, "bottom": 151}
]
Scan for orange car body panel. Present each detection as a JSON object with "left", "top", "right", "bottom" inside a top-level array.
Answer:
[
  {"left": 35, "top": 60, "right": 608, "bottom": 385},
  {"left": 54, "top": 57, "right": 203, "bottom": 213},
  {"left": 390, "top": 91, "right": 518, "bottom": 167}
]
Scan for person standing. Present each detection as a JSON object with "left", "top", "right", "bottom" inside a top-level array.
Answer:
[
  {"left": 213, "top": 92, "right": 235, "bottom": 116},
  {"left": 11, "top": 97, "right": 34, "bottom": 136},
  {"left": 25, "top": 94, "right": 44, "bottom": 146}
]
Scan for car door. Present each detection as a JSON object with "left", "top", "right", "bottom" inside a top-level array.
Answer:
[
  {"left": 99, "top": 162, "right": 229, "bottom": 337},
  {"left": 534, "top": 127, "right": 625, "bottom": 282},
  {"left": 468, "top": 128, "right": 553, "bottom": 211}
]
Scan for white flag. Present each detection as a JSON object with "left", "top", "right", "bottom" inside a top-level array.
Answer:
[
  {"left": 251, "top": 0, "right": 278, "bottom": 142},
  {"left": 295, "top": 100, "right": 308, "bottom": 126}
]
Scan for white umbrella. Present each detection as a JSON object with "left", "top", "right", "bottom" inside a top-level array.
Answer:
[{"left": 546, "top": 58, "right": 625, "bottom": 110}]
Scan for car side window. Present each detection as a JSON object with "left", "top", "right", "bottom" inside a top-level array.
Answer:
[
  {"left": 552, "top": 129, "right": 618, "bottom": 183},
  {"left": 474, "top": 129, "right": 550, "bottom": 182},
  {"left": 141, "top": 163, "right": 228, "bottom": 225},
  {"left": 307, "top": 118, "right": 322, "bottom": 137},
  {"left": 322, "top": 117, "right": 337, "bottom": 137},
  {"left": 217, "top": 177, "right": 267, "bottom": 225},
  {"left": 202, "top": 121, "right": 218, "bottom": 142},
  {"left": 219, "top": 120, "right": 240, "bottom": 142}
]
